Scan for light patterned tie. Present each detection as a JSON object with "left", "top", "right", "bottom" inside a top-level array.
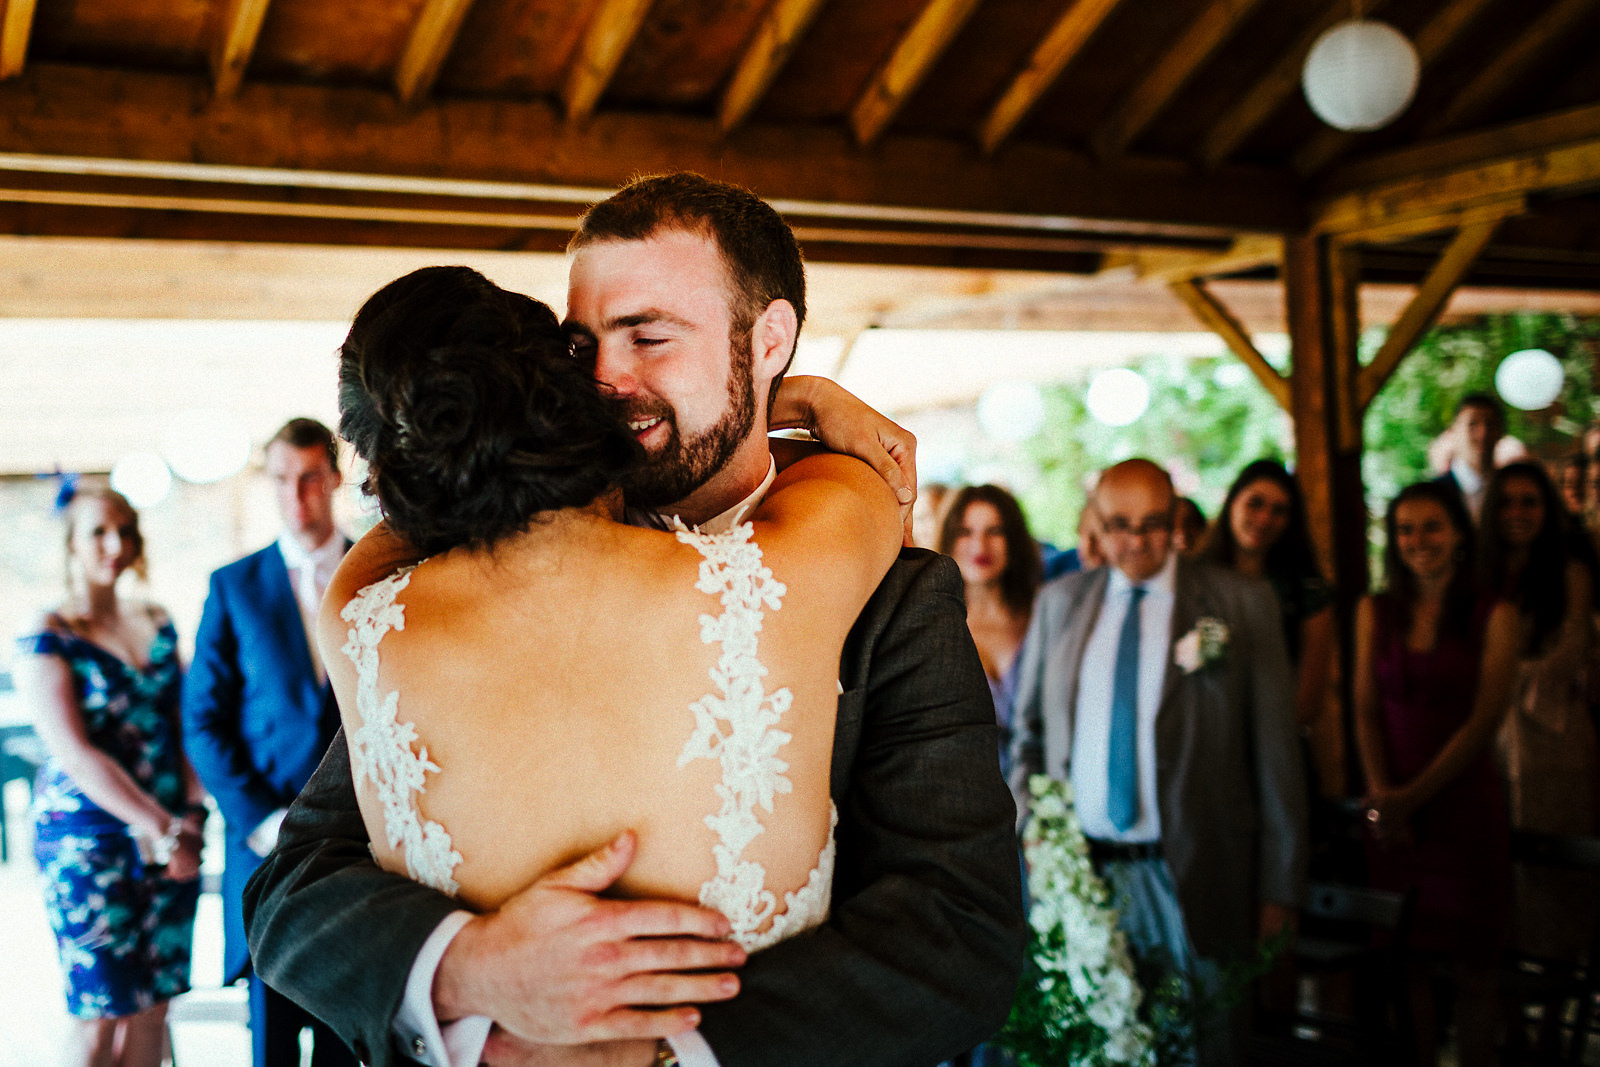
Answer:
[{"left": 1107, "top": 584, "right": 1145, "bottom": 832}]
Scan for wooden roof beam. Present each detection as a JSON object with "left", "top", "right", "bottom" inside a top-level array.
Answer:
[
  {"left": 1199, "top": 0, "right": 1387, "bottom": 170},
  {"left": 717, "top": 0, "right": 829, "bottom": 134},
  {"left": 211, "top": 0, "right": 272, "bottom": 99},
  {"left": 0, "top": 0, "right": 38, "bottom": 80},
  {"left": 1090, "top": 0, "right": 1266, "bottom": 161},
  {"left": 1356, "top": 217, "right": 1501, "bottom": 409},
  {"left": 563, "top": 0, "right": 655, "bottom": 124},
  {"left": 395, "top": 0, "right": 477, "bottom": 107},
  {"left": 977, "top": 0, "right": 1123, "bottom": 156},
  {"left": 1101, "top": 234, "right": 1282, "bottom": 282},
  {"left": 1421, "top": 0, "right": 1600, "bottom": 139},
  {"left": 1294, "top": 0, "right": 1495, "bottom": 176},
  {"left": 1169, "top": 277, "right": 1290, "bottom": 410},
  {"left": 850, "top": 0, "right": 984, "bottom": 148}
]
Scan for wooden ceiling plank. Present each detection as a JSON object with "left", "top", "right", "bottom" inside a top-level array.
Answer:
[
  {"left": 718, "top": 0, "right": 830, "bottom": 134},
  {"left": 1356, "top": 217, "right": 1501, "bottom": 409},
  {"left": 1314, "top": 138, "right": 1600, "bottom": 236},
  {"left": 849, "top": 0, "right": 985, "bottom": 148},
  {"left": 1329, "top": 195, "right": 1524, "bottom": 247},
  {"left": 0, "top": 0, "right": 38, "bottom": 80},
  {"left": 563, "top": 0, "right": 656, "bottom": 124},
  {"left": 1090, "top": 0, "right": 1267, "bottom": 161},
  {"left": 977, "top": 0, "right": 1124, "bottom": 156},
  {"left": 1169, "top": 277, "right": 1290, "bottom": 409},
  {"left": 1200, "top": 0, "right": 1377, "bottom": 169},
  {"left": 1293, "top": 0, "right": 1496, "bottom": 176},
  {"left": 0, "top": 63, "right": 1305, "bottom": 233},
  {"left": 395, "top": 0, "right": 478, "bottom": 107},
  {"left": 1110, "top": 234, "right": 1283, "bottom": 282},
  {"left": 212, "top": 0, "right": 273, "bottom": 99},
  {"left": 1422, "top": 0, "right": 1600, "bottom": 138}
]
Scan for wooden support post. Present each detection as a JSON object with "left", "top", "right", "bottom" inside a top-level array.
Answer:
[{"left": 1286, "top": 234, "right": 1367, "bottom": 795}]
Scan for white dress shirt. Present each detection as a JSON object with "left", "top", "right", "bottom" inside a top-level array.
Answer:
[
  {"left": 245, "top": 530, "right": 345, "bottom": 859},
  {"left": 1069, "top": 553, "right": 1176, "bottom": 844},
  {"left": 1449, "top": 456, "right": 1487, "bottom": 521},
  {"left": 395, "top": 461, "right": 778, "bottom": 1067}
]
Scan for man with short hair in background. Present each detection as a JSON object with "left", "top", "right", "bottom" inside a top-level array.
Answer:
[
  {"left": 1435, "top": 393, "right": 1505, "bottom": 522},
  {"left": 183, "top": 418, "right": 357, "bottom": 1067}
]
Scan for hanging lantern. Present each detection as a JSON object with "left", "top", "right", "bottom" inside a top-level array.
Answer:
[
  {"left": 1085, "top": 369, "right": 1149, "bottom": 428},
  {"left": 1301, "top": 19, "right": 1419, "bottom": 132},
  {"left": 1495, "top": 349, "right": 1564, "bottom": 411}
]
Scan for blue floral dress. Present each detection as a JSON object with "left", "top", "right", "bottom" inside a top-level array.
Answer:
[{"left": 19, "top": 614, "right": 199, "bottom": 1019}]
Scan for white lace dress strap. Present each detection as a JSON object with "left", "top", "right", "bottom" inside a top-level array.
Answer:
[
  {"left": 673, "top": 520, "right": 835, "bottom": 952},
  {"left": 339, "top": 566, "right": 463, "bottom": 896}
]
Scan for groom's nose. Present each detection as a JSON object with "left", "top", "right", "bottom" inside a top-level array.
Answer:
[{"left": 591, "top": 341, "right": 640, "bottom": 395}]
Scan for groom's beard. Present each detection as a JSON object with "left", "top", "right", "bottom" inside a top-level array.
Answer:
[{"left": 618, "top": 345, "right": 757, "bottom": 510}]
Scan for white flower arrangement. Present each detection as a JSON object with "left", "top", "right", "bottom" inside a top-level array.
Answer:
[
  {"left": 1172, "top": 617, "right": 1229, "bottom": 674},
  {"left": 1002, "top": 775, "right": 1157, "bottom": 1066}
]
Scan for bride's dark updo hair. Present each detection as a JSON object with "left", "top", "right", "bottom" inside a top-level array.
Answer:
[{"left": 338, "top": 266, "right": 641, "bottom": 557}]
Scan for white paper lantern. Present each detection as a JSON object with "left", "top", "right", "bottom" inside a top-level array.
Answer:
[
  {"left": 162, "top": 407, "right": 253, "bottom": 484},
  {"left": 1302, "top": 20, "right": 1419, "bottom": 132},
  {"left": 110, "top": 452, "right": 173, "bottom": 508},
  {"left": 1495, "top": 348, "right": 1564, "bottom": 411},
  {"left": 976, "top": 381, "right": 1046, "bottom": 442},
  {"left": 1085, "top": 368, "right": 1149, "bottom": 427}
]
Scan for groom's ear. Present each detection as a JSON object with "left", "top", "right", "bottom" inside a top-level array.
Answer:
[{"left": 750, "top": 298, "right": 799, "bottom": 390}]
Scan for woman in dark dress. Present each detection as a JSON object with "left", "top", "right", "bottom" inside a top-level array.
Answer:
[
  {"left": 14, "top": 486, "right": 206, "bottom": 1067},
  {"left": 1353, "top": 481, "right": 1518, "bottom": 1067}
]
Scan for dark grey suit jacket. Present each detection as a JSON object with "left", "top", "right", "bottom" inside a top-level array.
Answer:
[
  {"left": 244, "top": 549, "right": 1026, "bottom": 1067},
  {"left": 1010, "top": 559, "right": 1308, "bottom": 960}
]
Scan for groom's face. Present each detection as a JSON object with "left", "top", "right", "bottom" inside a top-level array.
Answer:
[{"left": 565, "top": 227, "right": 761, "bottom": 510}]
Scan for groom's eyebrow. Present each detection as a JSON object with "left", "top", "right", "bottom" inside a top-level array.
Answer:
[{"left": 609, "top": 309, "right": 696, "bottom": 331}]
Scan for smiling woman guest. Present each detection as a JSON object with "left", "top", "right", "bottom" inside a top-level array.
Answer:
[
  {"left": 1480, "top": 463, "right": 1598, "bottom": 979},
  {"left": 13, "top": 486, "right": 206, "bottom": 1067},
  {"left": 1354, "top": 481, "right": 1518, "bottom": 1067},
  {"left": 939, "top": 485, "right": 1043, "bottom": 778}
]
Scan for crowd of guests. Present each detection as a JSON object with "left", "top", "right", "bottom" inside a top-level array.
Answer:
[{"left": 925, "top": 394, "right": 1600, "bottom": 1066}]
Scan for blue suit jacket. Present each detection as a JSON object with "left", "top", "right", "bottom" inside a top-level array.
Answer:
[{"left": 183, "top": 540, "right": 348, "bottom": 984}]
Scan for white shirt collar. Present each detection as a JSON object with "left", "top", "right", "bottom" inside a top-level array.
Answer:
[
  {"left": 1107, "top": 550, "right": 1177, "bottom": 600},
  {"left": 633, "top": 457, "right": 779, "bottom": 535},
  {"left": 1449, "top": 456, "right": 1485, "bottom": 496},
  {"left": 277, "top": 529, "right": 344, "bottom": 571}
]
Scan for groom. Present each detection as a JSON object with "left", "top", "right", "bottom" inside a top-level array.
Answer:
[{"left": 243, "top": 172, "right": 1026, "bottom": 1067}]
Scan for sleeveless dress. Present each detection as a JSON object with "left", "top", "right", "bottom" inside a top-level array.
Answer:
[
  {"left": 335, "top": 521, "right": 835, "bottom": 952},
  {"left": 17, "top": 616, "right": 200, "bottom": 1018},
  {"left": 1364, "top": 595, "right": 1510, "bottom": 957}
]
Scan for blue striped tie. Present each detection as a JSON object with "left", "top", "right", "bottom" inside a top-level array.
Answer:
[{"left": 1107, "top": 585, "right": 1145, "bottom": 832}]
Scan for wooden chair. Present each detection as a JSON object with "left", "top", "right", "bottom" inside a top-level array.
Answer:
[
  {"left": 1501, "top": 830, "right": 1600, "bottom": 1065},
  {"left": 1250, "top": 882, "right": 1416, "bottom": 1066}
]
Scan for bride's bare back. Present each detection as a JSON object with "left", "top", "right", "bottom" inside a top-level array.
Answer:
[{"left": 320, "top": 456, "right": 900, "bottom": 943}]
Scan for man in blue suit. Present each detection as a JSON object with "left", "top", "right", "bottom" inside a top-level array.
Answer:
[{"left": 183, "top": 418, "right": 357, "bottom": 1067}]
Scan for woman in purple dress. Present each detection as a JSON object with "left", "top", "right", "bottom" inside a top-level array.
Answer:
[{"left": 1353, "top": 481, "right": 1518, "bottom": 1067}]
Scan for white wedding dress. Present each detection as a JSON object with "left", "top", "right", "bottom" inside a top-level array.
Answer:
[{"left": 337, "top": 521, "right": 835, "bottom": 952}]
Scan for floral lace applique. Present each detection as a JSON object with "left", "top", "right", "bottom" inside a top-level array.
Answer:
[
  {"left": 340, "top": 567, "right": 462, "bottom": 896},
  {"left": 674, "top": 520, "right": 835, "bottom": 952}
]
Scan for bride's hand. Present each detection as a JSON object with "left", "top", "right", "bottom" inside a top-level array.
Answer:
[
  {"left": 435, "top": 830, "right": 746, "bottom": 1045},
  {"left": 770, "top": 375, "right": 918, "bottom": 525}
]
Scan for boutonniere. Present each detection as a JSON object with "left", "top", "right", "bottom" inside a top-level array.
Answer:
[{"left": 1174, "top": 617, "right": 1230, "bottom": 673}]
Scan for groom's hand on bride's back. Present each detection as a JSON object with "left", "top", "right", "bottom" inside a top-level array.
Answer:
[{"left": 434, "top": 829, "right": 746, "bottom": 1044}]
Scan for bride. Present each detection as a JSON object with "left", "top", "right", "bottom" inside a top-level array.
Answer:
[{"left": 318, "top": 266, "right": 902, "bottom": 968}]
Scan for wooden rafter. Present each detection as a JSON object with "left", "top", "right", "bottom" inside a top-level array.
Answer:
[
  {"left": 977, "top": 0, "right": 1123, "bottom": 156},
  {"left": 211, "top": 0, "right": 272, "bottom": 99},
  {"left": 1356, "top": 218, "right": 1502, "bottom": 409},
  {"left": 1169, "top": 277, "right": 1290, "bottom": 410},
  {"left": 563, "top": 0, "right": 655, "bottom": 124},
  {"left": 717, "top": 0, "right": 829, "bottom": 134},
  {"left": 1294, "top": 0, "right": 1495, "bottom": 176},
  {"left": 0, "top": 65, "right": 1305, "bottom": 234},
  {"left": 0, "top": 0, "right": 38, "bottom": 80},
  {"left": 1314, "top": 138, "right": 1600, "bottom": 236},
  {"left": 850, "top": 0, "right": 984, "bottom": 147},
  {"left": 1101, "top": 234, "right": 1281, "bottom": 282},
  {"left": 1090, "top": 0, "right": 1266, "bottom": 161},
  {"left": 395, "top": 0, "right": 477, "bottom": 107},
  {"left": 1421, "top": 0, "right": 1600, "bottom": 138},
  {"left": 1327, "top": 196, "right": 1524, "bottom": 248},
  {"left": 1199, "top": 0, "right": 1382, "bottom": 169}
]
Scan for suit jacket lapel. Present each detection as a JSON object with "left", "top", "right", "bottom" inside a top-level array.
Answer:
[
  {"left": 1048, "top": 568, "right": 1108, "bottom": 777},
  {"left": 1158, "top": 558, "right": 1202, "bottom": 718},
  {"left": 262, "top": 543, "right": 322, "bottom": 707}
]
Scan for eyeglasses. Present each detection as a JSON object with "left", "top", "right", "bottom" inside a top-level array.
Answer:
[{"left": 1102, "top": 517, "right": 1173, "bottom": 539}]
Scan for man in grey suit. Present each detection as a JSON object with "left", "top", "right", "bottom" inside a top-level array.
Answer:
[
  {"left": 244, "top": 172, "right": 1024, "bottom": 1067},
  {"left": 1011, "top": 458, "right": 1307, "bottom": 1064}
]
